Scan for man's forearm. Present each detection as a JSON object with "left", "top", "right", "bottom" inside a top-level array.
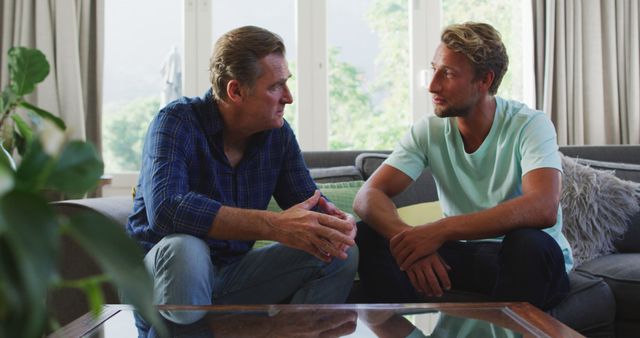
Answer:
[
  {"left": 207, "top": 206, "right": 278, "bottom": 241},
  {"left": 437, "top": 168, "right": 561, "bottom": 242},
  {"left": 436, "top": 190, "right": 559, "bottom": 242},
  {"left": 353, "top": 187, "right": 410, "bottom": 239},
  {"left": 206, "top": 193, "right": 357, "bottom": 262}
]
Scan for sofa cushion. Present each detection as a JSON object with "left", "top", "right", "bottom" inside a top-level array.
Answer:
[
  {"left": 573, "top": 157, "right": 640, "bottom": 183},
  {"left": 569, "top": 158, "right": 640, "bottom": 253},
  {"left": 355, "top": 153, "right": 439, "bottom": 207},
  {"left": 396, "top": 201, "right": 443, "bottom": 226},
  {"left": 52, "top": 196, "right": 134, "bottom": 227},
  {"left": 355, "top": 153, "right": 389, "bottom": 179},
  {"left": 316, "top": 180, "right": 364, "bottom": 217},
  {"left": 260, "top": 180, "right": 364, "bottom": 249},
  {"left": 615, "top": 211, "right": 640, "bottom": 252},
  {"left": 550, "top": 271, "right": 616, "bottom": 336},
  {"left": 267, "top": 180, "right": 364, "bottom": 218},
  {"left": 560, "top": 154, "right": 640, "bottom": 267},
  {"left": 576, "top": 253, "right": 640, "bottom": 321},
  {"left": 310, "top": 165, "right": 363, "bottom": 183}
]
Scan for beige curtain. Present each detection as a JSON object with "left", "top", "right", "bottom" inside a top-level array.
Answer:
[
  {"left": 0, "top": 0, "right": 104, "bottom": 151},
  {"left": 533, "top": 0, "right": 640, "bottom": 145}
]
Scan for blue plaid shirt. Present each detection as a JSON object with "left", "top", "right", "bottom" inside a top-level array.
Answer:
[{"left": 126, "top": 90, "right": 318, "bottom": 264}]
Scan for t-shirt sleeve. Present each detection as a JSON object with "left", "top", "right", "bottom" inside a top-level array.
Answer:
[
  {"left": 384, "top": 117, "right": 430, "bottom": 181},
  {"left": 519, "top": 113, "right": 562, "bottom": 175}
]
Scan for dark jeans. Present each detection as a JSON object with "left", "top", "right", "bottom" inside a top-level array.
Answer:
[{"left": 355, "top": 221, "right": 570, "bottom": 311}]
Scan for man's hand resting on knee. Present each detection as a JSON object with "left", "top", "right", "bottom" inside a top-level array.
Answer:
[{"left": 406, "top": 253, "right": 451, "bottom": 298}]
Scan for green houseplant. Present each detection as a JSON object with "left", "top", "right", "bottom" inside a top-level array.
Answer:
[{"left": 0, "top": 47, "right": 166, "bottom": 337}]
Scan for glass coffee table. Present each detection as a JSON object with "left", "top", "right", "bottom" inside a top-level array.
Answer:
[{"left": 50, "top": 302, "right": 583, "bottom": 337}]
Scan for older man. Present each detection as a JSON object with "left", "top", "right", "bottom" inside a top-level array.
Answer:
[{"left": 127, "top": 26, "right": 358, "bottom": 325}]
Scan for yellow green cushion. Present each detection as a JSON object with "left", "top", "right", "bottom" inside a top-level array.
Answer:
[
  {"left": 396, "top": 201, "right": 443, "bottom": 226},
  {"left": 266, "top": 180, "right": 364, "bottom": 217}
]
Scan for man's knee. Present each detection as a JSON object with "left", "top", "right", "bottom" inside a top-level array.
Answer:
[
  {"left": 322, "top": 245, "right": 359, "bottom": 279},
  {"left": 343, "top": 245, "right": 359, "bottom": 275},
  {"left": 502, "top": 229, "right": 562, "bottom": 258},
  {"left": 146, "top": 234, "right": 215, "bottom": 311},
  {"left": 496, "top": 229, "right": 569, "bottom": 310},
  {"left": 154, "top": 234, "right": 210, "bottom": 263},
  {"left": 500, "top": 229, "right": 565, "bottom": 269}
]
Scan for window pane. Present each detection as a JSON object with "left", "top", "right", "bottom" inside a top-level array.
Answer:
[
  {"left": 442, "top": 0, "right": 526, "bottom": 102},
  {"left": 102, "top": 0, "right": 183, "bottom": 173},
  {"left": 211, "top": 0, "right": 297, "bottom": 131},
  {"left": 327, "top": 0, "right": 411, "bottom": 150}
]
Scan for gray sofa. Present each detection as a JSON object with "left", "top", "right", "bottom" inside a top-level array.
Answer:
[{"left": 49, "top": 145, "right": 640, "bottom": 337}]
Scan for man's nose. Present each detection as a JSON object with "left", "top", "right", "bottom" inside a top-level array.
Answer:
[
  {"left": 428, "top": 72, "right": 440, "bottom": 93},
  {"left": 282, "top": 85, "right": 293, "bottom": 104}
]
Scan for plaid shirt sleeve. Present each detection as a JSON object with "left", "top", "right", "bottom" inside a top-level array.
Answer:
[
  {"left": 271, "top": 125, "right": 318, "bottom": 210},
  {"left": 140, "top": 107, "right": 221, "bottom": 239}
]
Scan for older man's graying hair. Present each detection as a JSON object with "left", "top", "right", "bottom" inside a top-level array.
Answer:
[
  {"left": 209, "top": 26, "right": 286, "bottom": 102},
  {"left": 441, "top": 22, "right": 509, "bottom": 95}
]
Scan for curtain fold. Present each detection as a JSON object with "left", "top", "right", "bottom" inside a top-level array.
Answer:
[
  {"left": 0, "top": 0, "right": 103, "bottom": 151},
  {"left": 533, "top": 0, "right": 640, "bottom": 145}
]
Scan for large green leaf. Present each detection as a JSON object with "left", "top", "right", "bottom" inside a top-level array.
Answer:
[
  {"left": 19, "top": 101, "right": 66, "bottom": 130},
  {"left": 47, "top": 141, "right": 103, "bottom": 195},
  {"left": 0, "top": 240, "right": 25, "bottom": 336},
  {"left": 66, "top": 211, "right": 167, "bottom": 337},
  {"left": 14, "top": 139, "right": 53, "bottom": 191},
  {"left": 0, "top": 191, "right": 59, "bottom": 337},
  {"left": 8, "top": 47, "right": 50, "bottom": 97},
  {"left": 0, "top": 166, "right": 13, "bottom": 201}
]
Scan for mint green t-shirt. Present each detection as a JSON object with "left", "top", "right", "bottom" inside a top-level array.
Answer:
[{"left": 385, "top": 97, "right": 573, "bottom": 272}]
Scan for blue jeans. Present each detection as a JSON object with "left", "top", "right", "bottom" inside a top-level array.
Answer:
[{"left": 143, "top": 234, "right": 358, "bottom": 325}]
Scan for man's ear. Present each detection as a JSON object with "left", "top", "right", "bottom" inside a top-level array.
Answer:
[
  {"left": 226, "top": 80, "right": 244, "bottom": 103},
  {"left": 479, "top": 71, "right": 495, "bottom": 92}
]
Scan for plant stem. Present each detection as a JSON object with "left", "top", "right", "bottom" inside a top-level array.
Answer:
[
  {"left": 55, "top": 275, "right": 110, "bottom": 289},
  {"left": 0, "top": 100, "right": 19, "bottom": 129}
]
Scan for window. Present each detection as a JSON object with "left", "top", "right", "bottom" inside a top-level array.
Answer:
[
  {"left": 101, "top": 0, "right": 533, "bottom": 196},
  {"left": 102, "top": 0, "right": 183, "bottom": 174},
  {"left": 327, "top": 0, "right": 411, "bottom": 150},
  {"left": 210, "top": 0, "right": 297, "bottom": 130},
  {"left": 442, "top": 0, "right": 533, "bottom": 104}
]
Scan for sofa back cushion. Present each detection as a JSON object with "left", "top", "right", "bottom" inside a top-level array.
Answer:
[
  {"left": 310, "top": 165, "right": 363, "bottom": 183},
  {"left": 355, "top": 153, "right": 439, "bottom": 208},
  {"left": 573, "top": 158, "right": 640, "bottom": 183},
  {"left": 559, "top": 145, "right": 640, "bottom": 165}
]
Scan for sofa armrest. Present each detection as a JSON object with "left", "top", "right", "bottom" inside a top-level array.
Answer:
[
  {"left": 48, "top": 196, "right": 134, "bottom": 326},
  {"left": 52, "top": 196, "right": 133, "bottom": 227}
]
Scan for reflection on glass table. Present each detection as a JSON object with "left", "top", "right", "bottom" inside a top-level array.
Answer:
[{"left": 51, "top": 303, "right": 582, "bottom": 338}]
